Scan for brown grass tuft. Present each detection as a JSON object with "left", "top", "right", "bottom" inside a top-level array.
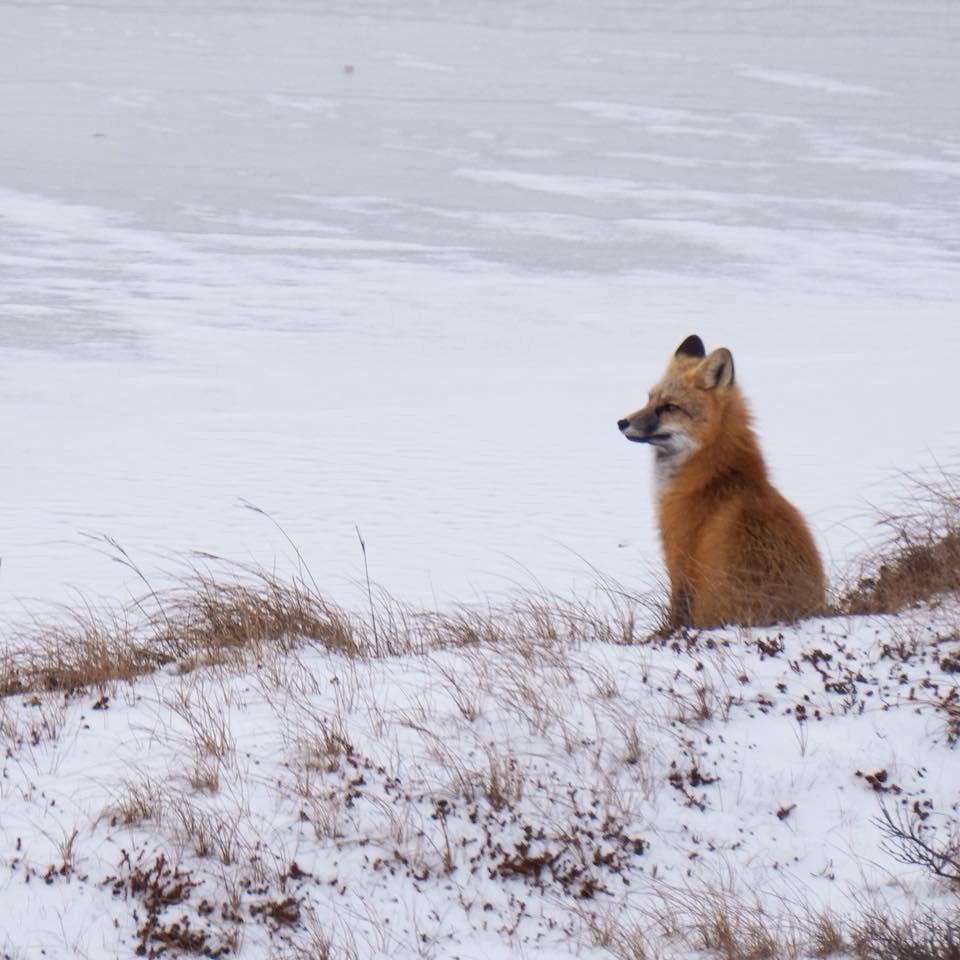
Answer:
[
  {"left": 0, "top": 486, "right": 667, "bottom": 703},
  {"left": 851, "top": 911, "right": 960, "bottom": 960},
  {"left": 841, "top": 469, "right": 960, "bottom": 614},
  {"left": 0, "top": 606, "right": 160, "bottom": 697},
  {"left": 650, "top": 888, "right": 804, "bottom": 960},
  {"left": 108, "top": 776, "right": 165, "bottom": 827},
  {"left": 1, "top": 560, "right": 658, "bottom": 703},
  {"left": 808, "top": 913, "right": 847, "bottom": 958},
  {"left": 152, "top": 567, "right": 358, "bottom": 662},
  {"left": 0, "top": 562, "right": 359, "bottom": 699},
  {"left": 696, "top": 908, "right": 780, "bottom": 960}
]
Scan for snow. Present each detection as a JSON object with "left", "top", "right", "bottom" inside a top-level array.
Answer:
[
  {"left": 0, "top": 1, "right": 959, "bottom": 955},
  {"left": 0, "top": 0, "right": 958, "bottom": 613},
  {"left": 1, "top": 608, "right": 958, "bottom": 957},
  {"left": 737, "top": 69, "right": 888, "bottom": 97}
]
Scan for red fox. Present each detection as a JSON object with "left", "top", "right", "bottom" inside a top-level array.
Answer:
[{"left": 618, "top": 334, "right": 824, "bottom": 628}]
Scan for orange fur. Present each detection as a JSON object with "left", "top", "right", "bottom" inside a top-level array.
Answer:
[{"left": 619, "top": 336, "right": 824, "bottom": 628}]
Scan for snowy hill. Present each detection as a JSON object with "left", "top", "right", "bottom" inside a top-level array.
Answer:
[{"left": 1, "top": 573, "right": 958, "bottom": 959}]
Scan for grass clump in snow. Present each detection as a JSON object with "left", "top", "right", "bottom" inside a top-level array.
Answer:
[
  {"left": 851, "top": 911, "right": 960, "bottom": 960},
  {"left": 841, "top": 468, "right": 960, "bottom": 614},
  {"left": 0, "top": 561, "right": 360, "bottom": 699},
  {"left": 0, "top": 554, "right": 652, "bottom": 703}
]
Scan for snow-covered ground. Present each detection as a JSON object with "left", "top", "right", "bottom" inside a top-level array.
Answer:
[
  {"left": 2, "top": 601, "right": 958, "bottom": 958},
  {"left": 1, "top": 0, "right": 959, "bottom": 612}
]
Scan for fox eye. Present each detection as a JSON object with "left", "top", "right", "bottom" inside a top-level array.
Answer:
[{"left": 657, "top": 402, "right": 681, "bottom": 415}]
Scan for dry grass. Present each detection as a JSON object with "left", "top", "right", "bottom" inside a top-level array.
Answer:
[
  {"left": 291, "top": 910, "right": 360, "bottom": 960},
  {"left": 169, "top": 796, "right": 247, "bottom": 866},
  {"left": 693, "top": 906, "right": 782, "bottom": 960},
  {"left": 578, "top": 907, "right": 651, "bottom": 959},
  {"left": 0, "top": 692, "right": 68, "bottom": 751},
  {"left": 0, "top": 561, "right": 361, "bottom": 699},
  {"left": 582, "top": 890, "right": 866, "bottom": 960},
  {"left": 367, "top": 588, "right": 652, "bottom": 661},
  {"left": 851, "top": 911, "right": 960, "bottom": 960},
  {"left": 108, "top": 775, "right": 165, "bottom": 827},
  {"left": 583, "top": 902, "right": 960, "bottom": 960},
  {"left": 9, "top": 495, "right": 960, "bottom": 959},
  {"left": 296, "top": 719, "right": 356, "bottom": 776},
  {"left": 808, "top": 913, "right": 847, "bottom": 958},
  {"left": 0, "top": 558, "right": 655, "bottom": 703},
  {"left": 103, "top": 776, "right": 249, "bottom": 868},
  {"left": 647, "top": 888, "right": 806, "bottom": 960},
  {"left": 153, "top": 566, "right": 358, "bottom": 662},
  {"left": 0, "top": 605, "right": 158, "bottom": 697},
  {"left": 5, "top": 469, "right": 960, "bottom": 703},
  {"left": 841, "top": 469, "right": 960, "bottom": 614},
  {"left": 166, "top": 679, "right": 237, "bottom": 794},
  {"left": 3, "top": 523, "right": 958, "bottom": 958}
]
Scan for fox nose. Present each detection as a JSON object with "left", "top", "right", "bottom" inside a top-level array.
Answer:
[{"left": 617, "top": 418, "right": 630, "bottom": 432}]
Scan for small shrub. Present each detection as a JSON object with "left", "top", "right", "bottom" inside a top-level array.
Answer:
[
  {"left": 852, "top": 911, "right": 960, "bottom": 960},
  {"left": 874, "top": 800, "right": 960, "bottom": 885}
]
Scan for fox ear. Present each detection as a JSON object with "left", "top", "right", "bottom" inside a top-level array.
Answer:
[
  {"left": 675, "top": 334, "right": 705, "bottom": 359},
  {"left": 697, "top": 347, "right": 735, "bottom": 390}
]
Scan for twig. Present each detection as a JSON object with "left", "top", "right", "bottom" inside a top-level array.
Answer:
[
  {"left": 355, "top": 525, "right": 379, "bottom": 652},
  {"left": 875, "top": 801, "right": 960, "bottom": 884}
]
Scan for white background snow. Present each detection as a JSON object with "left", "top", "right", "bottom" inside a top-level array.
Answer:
[
  {"left": 1, "top": 0, "right": 958, "bottom": 615},
  {"left": 1, "top": 5, "right": 960, "bottom": 958}
]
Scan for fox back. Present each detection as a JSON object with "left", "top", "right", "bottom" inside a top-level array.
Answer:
[{"left": 618, "top": 334, "right": 824, "bottom": 629}]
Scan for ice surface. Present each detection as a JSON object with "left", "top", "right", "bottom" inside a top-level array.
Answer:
[{"left": 0, "top": 1, "right": 958, "bottom": 613}]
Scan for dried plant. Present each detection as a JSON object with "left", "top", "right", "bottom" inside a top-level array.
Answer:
[
  {"left": 852, "top": 911, "right": 960, "bottom": 960},
  {"left": 842, "top": 468, "right": 960, "bottom": 613},
  {"left": 874, "top": 800, "right": 960, "bottom": 885}
]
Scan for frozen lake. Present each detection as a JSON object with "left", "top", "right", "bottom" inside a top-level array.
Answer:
[{"left": 1, "top": 1, "right": 958, "bottom": 614}]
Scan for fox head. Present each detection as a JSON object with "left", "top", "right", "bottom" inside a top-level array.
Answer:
[{"left": 617, "top": 334, "right": 737, "bottom": 482}]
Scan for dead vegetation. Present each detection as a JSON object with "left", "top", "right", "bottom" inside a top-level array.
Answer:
[
  {"left": 851, "top": 911, "right": 960, "bottom": 960},
  {"left": 875, "top": 799, "right": 960, "bottom": 886},
  {"left": 2, "top": 471, "right": 958, "bottom": 704},
  {"left": 644, "top": 889, "right": 800, "bottom": 960},
  {"left": 841, "top": 469, "right": 960, "bottom": 614},
  {"left": 808, "top": 913, "right": 846, "bottom": 958},
  {"left": 0, "top": 555, "right": 654, "bottom": 704},
  {"left": 588, "top": 900, "right": 960, "bottom": 960},
  {"left": 103, "top": 845, "right": 317, "bottom": 958},
  {"left": 0, "top": 567, "right": 358, "bottom": 700},
  {"left": 104, "top": 849, "right": 233, "bottom": 959}
]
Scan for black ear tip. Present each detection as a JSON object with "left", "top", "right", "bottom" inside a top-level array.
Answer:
[{"left": 675, "top": 334, "right": 705, "bottom": 359}]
